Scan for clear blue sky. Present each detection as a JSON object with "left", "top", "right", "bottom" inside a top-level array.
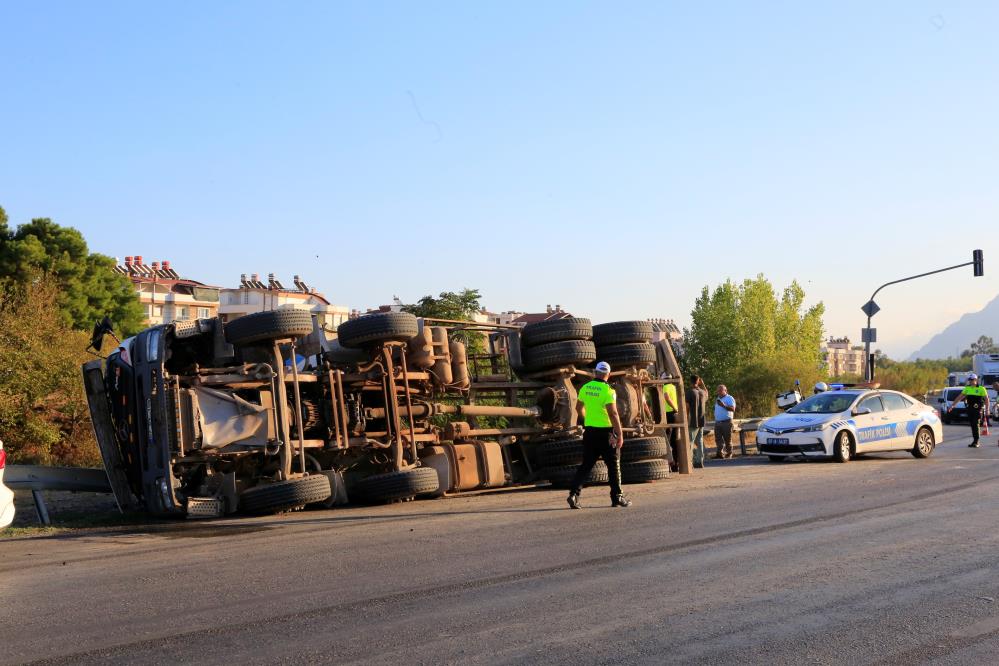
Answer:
[{"left": 2, "top": 1, "right": 996, "bottom": 358}]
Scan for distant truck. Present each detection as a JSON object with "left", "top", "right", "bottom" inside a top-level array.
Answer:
[
  {"left": 972, "top": 354, "right": 999, "bottom": 390},
  {"left": 947, "top": 371, "right": 974, "bottom": 387}
]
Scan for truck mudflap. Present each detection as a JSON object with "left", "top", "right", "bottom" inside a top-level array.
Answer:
[{"left": 82, "top": 359, "right": 137, "bottom": 512}]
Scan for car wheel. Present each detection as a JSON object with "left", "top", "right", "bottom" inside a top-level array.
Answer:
[
  {"left": 912, "top": 427, "right": 935, "bottom": 459},
  {"left": 833, "top": 431, "right": 852, "bottom": 463}
]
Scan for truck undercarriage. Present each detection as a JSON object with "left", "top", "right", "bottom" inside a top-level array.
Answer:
[{"left": 83, "top": 311, "right": 688, "bottom": 517}]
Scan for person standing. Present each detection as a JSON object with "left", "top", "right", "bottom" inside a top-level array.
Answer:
[
  {"left": 567, "top": 361, "right": 632, "bottom": 509},
  {"left": 949, "top": 373, "right": 990, "bottom": 447},
  {"left": 713, "top": 384, "right": 736, "bottom": 459},
  {"left": 661, "top": 372, "right": 680, "bottom": 469},
  {"left": 685, "top": 375, "right": 709, "bottom": 468}
]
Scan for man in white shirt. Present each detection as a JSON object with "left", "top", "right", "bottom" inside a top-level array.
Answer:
[{"left": 713, "top": 384, "right": 736, "bottom": 459}]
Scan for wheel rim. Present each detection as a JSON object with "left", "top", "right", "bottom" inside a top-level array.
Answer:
[
  {"left": 918, "top": 430, "right": 933, "bottom": 454},
  {"left": 839, "top": 433, "right": 850, "bottom": 459}
]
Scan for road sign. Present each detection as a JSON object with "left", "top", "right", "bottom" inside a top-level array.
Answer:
[
  {"left": 861, "top": 300, "right": 881, "bottom": 318},
  {"left": 861, "top": 328, "right": 877, "bottom": 343}
]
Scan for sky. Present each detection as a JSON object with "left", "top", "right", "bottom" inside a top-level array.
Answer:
[{"left": 1, "top": 1, "right": 997, "bottom": 359}]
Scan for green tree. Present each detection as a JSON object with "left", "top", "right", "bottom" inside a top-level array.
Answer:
[
  {"left": 0, "top": 276, "right": 101, "bottom": 466},
  {"left": 403, "top": 288, "right": 483, "bottom": 321},
  {"left": 961, "top": 335, "right": 999, "bottom": 357},
  {"left": 681, "top": 275, "right": 825, "bottom": 417},
  {"left": 0, "top": 209, "right": 144, "bottom": 334}
]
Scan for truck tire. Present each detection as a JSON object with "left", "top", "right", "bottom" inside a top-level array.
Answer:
[
  {"left": 619, "top": 436, "right": 668, "bottom": 463},
  {"left": 523, "top": 340, "right": 596, "bottom": 371},
  {"left": 594, "top": 342, "right": 656, "bottom": 368},
  {"left": 239, "top": 475, "right": 332, "bottom": 514},
  {"left": 621, "top": 459, "right": 671, "bottom": 484},
  {"left": 353, "top": 467, "right": 440, "bottom": 503},
  {"left": 592, "top": 321, "right": 653, "bottom": 346},
  {"left": 538, "top": 438, "right": 585, "bottom": 467},
  {"left": 520, "top": 318, "right": 592, "bottom": 347},
  {"left": 337, "top": 312, "right": 419, "bottom": 349},
  {"left": 544, "top": 461, "right": 608, "bottom": 489},
  {"left": 225, "top": 310, "right": 315, "bottom": 346}
]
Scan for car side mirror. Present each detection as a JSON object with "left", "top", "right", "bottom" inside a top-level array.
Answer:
[
  {"left": 853, "top": 407, "right": 872, "bottom": 416},
  {"left": 937, "top": 398, "right": 944, "bottom": 403}
]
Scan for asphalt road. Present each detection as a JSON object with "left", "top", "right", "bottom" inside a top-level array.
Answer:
[{"left": 4, "top": 422, "right": 999, "bottom": 665}]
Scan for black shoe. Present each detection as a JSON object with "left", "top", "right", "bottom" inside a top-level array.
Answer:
[
  {"left": 567, "top": 493, "right": 580, "bottom": 509},
  {"left": 612, "top": 495, "right": 632, "bottom": 508},
  {"left": 970, "top": 442, "right": 981, "bottom": 448}
]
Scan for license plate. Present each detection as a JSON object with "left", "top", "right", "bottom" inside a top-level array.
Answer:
[{"left": 767, "top": 438, "right": 790, "bottom": 445}]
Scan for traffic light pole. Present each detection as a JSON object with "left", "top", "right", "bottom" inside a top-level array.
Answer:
[{"left": 863, "top": 251, "right": 984, "bottom": 381}]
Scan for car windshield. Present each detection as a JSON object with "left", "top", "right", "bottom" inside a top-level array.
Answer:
[
  {"left": 787, "top": 393, "right": 857, "bottom": 414},
  {"left": 944, "top": 388, "right": 963, "bottom": 400}
]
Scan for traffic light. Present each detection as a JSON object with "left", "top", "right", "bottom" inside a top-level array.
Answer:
[{"left": 974, "top": 249, "right": 984, "bottom": 277}]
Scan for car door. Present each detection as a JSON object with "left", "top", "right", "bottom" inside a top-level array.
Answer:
[
  {"left": 853, "top": 394, "right": 892, "bottom": 452},
  {"left": 879, "top": 392, "right": 916, "bottom": 450}
]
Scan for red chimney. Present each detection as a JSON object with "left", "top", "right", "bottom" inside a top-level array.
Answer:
[
  {"left": 124, "top": 256, "right": 133, "bottom": 266},
  {"left": 152, "top": 261, "right": 160, "bottom": 271},
  {"left": 135, "top": 255, "right": 143, "bottom": 265},
  {"left": 162, "top": 260, "right": 171, "bottom": 270}
]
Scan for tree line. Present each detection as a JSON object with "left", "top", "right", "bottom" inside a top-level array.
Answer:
[{"left": 0, "top": 205, "right": 142, "bottom": 465}]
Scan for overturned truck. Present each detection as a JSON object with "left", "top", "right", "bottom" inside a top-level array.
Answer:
[{"left": 83, "top": 310, "right": 688, "bottom": 517}]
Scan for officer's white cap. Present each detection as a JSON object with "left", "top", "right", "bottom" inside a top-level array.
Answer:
[
  {"left": 969, "top": 373, "right": 978, "bottom": 380},
  {"left": 595, "top": 361, "right": 611, "bottom": 374}
]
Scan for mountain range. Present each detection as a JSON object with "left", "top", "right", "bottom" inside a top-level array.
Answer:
[{"left": 907, "top": 293, "right": 999, "bottom": 360}]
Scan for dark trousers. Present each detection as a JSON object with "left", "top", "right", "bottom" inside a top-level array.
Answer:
[
  {"left": 969, "top": 407, "right": 982, "bottom": 443},
  {"left": 666, "top": 411, "right": 679, "bottom": 464},
  {"left": 570, "top": 427, "right": 623, "bottom": 498}
]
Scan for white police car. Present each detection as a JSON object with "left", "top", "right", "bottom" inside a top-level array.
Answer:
[{"left": 757, "top": 389, "right": 942, "bottom": 463}]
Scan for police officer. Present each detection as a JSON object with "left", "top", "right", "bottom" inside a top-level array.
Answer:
[
  {"left": 949, "top": 373, "right": 990, "bottom": 447},
  {"left": 567, "top": 361, "right": 632, "bottom": 509}
]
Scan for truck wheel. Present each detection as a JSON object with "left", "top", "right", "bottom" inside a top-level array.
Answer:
[
  {"left": 594, "top": 342, "right": 656, "bottom": 368},
  {"left": 239, "top": 475, "right": 332, "bottom": 514},
  {"left": 592, "top": 321, "right": 653, "bottom": 346},
  {"left": 544, "top": 461, "right": 608, "bottom": 488},
  {"left": 619, "top": 436, "right": 668, "bottom": 462},
  {"left": 520, "top": 318, "right": 593, "bottom": 347},
  {"left": 621, "top": 459, "right": 671, "bottom": 483},
  {"left": 337, "top": 312, "right": 419, "bottom": 349},
  {"left": 538, "top": 438, "right": 585, "bottom": 467},
  {"left": 523, "top": 340, "right": 596, "bottom": 371},
  {"left": 352, "top": 467, "right": 440, "bottom": 503},
  {"left": 225, "top": 310, "right": 315, "bottom": 346},
  {"left": 911, "top": 427, "right": 935, "bottom": 458}
]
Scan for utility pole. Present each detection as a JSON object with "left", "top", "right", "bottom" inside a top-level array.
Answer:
[{"left": 862, "top": 250, "right": 984, "bottom": 381}]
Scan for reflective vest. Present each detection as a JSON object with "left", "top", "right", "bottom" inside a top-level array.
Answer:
[{"left": 578, "top": 380, "right": 616, "bottom": 427}]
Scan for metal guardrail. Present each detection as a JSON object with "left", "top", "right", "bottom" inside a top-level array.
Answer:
[{"left": 5, "top": 465, "right": 112, "bottom": 525}]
